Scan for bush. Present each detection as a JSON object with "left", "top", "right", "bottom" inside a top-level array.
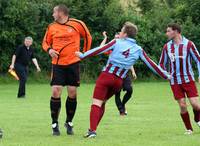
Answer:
[{"left": 0, "top": 0, "right": 199, "bottom": 81}]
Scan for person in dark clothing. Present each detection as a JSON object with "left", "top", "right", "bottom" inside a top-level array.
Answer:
[
  {"left": 115, "top": 66, "right": 137, "bottom": 115},
  {"left": 9, "top": 36, "right": 41, "bottom": 98}
]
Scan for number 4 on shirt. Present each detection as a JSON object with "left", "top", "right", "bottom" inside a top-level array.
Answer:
[{"left": 122, "top": 48, "right": 130, "bottom": 58}]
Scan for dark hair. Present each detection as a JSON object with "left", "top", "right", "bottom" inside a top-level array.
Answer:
[
  {"left": 167, "top": 23, "right": 181, "bottom": 33},
  {"left": 123, "top": 22, "right": 138, "bottom": 38},
  {"left": 56, "top": 4, "right": 69, "bottom": 16}
]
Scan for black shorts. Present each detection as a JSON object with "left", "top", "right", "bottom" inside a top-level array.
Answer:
[{"left": 51, "top": 62, "right": 80, "bottom": 86}]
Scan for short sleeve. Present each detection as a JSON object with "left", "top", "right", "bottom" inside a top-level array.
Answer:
[
  {"left": 14, "top": 46, "right": 21, "bottom": 57},
  {"left": 31, "top": 48, "right": 35, "bottom": 59}
]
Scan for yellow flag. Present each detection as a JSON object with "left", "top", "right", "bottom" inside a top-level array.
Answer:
[{"left": 8, "top": 69, "right": 19, "bottom": 80}]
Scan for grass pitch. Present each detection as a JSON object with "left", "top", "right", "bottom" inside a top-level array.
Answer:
[{"left": 0, "top": 82, "right": 200, "bottom": 146}]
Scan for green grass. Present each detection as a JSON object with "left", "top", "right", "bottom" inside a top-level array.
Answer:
[{"left": 0, "top": 82, "right": 200, "bottom": 146}]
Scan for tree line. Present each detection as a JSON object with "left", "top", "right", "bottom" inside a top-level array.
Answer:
[{"left": 0, "top": 0, "right": 199, "bottom": 80}]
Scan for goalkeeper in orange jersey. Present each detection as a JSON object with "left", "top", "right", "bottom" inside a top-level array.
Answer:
[{"left": 42, "top": 4, "right": 92, "bottom": 136}]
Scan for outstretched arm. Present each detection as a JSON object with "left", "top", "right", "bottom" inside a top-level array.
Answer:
[
  {"left": 75, "top": 39, "right": 116, "bottom": 59},
  {"left": 139, "top": 49, "right": 171, "bottom": 80}
]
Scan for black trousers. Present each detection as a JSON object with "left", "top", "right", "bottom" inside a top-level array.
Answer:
[
  {"left": 15, "top": 63, "right": 27, "bottom": 97},
  {"left": 115, "top": 75, "right": 133, "bottom": 111}
]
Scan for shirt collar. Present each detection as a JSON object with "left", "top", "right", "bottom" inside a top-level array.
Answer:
[
  {"left": 125, "top": 37, "right": 136, "bottom": 43},
  {"left": 24, "top": 45, "right": 30, "bottom": 50},
  {"left": 170, "top": 35, "right": 185, "bottom": 45}
]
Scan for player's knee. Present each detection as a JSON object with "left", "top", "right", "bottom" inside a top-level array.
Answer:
[
  {"left": 179, "top": 103, "right": 187, "bottom": 112},
  {"left": 125, "top": 86, "right": 133, "bottom": 94},
  {"left": 68, "top": 90, "right": 77, "bottom": 98},
  {"left": 52, "top": 87, "right": 62, "bottom": 97},
  {"left": 128, "top": 87, "right": 133, "bottom": 94},
  {"left": 67, "top": 86, "right": 77, "bottom": 98},
  {"left": 191, "top": 103, "right": 200, "bottom": 110},
  {"left": 92, "top": 98, "right": 104, "bottom": 107},
  {"left": 180, "top": 102, "right": 187, "bottom": 108},
  {"left": 52, "top": 92, "right": 60, "bottom": 98}
]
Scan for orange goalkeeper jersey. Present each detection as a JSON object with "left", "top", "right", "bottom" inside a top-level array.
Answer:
[{"left": 42, "top": 18, "right": 92, "bottom": 65}]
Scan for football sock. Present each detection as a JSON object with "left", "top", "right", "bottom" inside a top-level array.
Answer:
[
  {"left": 115, "top": 91, "right": 123, "bottom": 111},
  {"left": 180, "top": 112, "right": 193, "bottom": 130},
  {"left": 122, "top": 87, "right": 133, "bottom": 106},
  {"left": 50, "top": 97, "right": 61, "bottom": 124},
  {"left": 66, "top": 96, "right": 77, "bottom": 123},
  {"left": 90, "top": 104, "right": 102, "bottom": 131},
  {"left": 193, "top": 109, "right": 200, "bottom": 122},
  {"left": 97, "top": 103, "right": 105, "bottom": 126}
]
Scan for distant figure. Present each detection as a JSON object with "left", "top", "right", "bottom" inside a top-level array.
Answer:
[
  {"left": 9, "top": 36, "right": 41, "bottom": 98},
  {"left": 115, "top": 66, "right": 136, "bottom": 115}
]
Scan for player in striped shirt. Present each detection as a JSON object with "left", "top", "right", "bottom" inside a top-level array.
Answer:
[
  {"left": 76, "top": 22, "right": 171, "bottom": 138},
  {"left": 159, "top": 23, "right": 200, "bottom": 135},
  {"left": 101, "top": 31, "right": 137, "bottom": 116}
]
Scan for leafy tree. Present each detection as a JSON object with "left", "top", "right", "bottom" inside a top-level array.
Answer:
[{"left": 0, "top": 0, "right": 199, "bottom": 80}]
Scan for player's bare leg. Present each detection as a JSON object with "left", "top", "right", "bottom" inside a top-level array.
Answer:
[
  {"left": 51, "top": 85, "right": 63, "bottom": 136},
  {"left": 189, "top": 97, "right": 200, "bottom": 127},
  {"left": 177, "top": 98, "right": 193, "bottom": 134},
  {"left": 64, "top": 86, "right": 77, "bottom": 135},
  {"left": 84, "top": 98, "right": 105, "bottom": 138}
]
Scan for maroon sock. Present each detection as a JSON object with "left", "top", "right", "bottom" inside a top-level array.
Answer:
[
  {"left": 90, "top": 104, "right": 102, "bottom": 131},
  {"left": 193, "top": 109, "right": 200, "bottom": 122},
  {"left": 97, "top": 103, "right": 105, "bottom": 126},
  {"left": 180, "top": 112, "right": 193, "bottom": 130}
]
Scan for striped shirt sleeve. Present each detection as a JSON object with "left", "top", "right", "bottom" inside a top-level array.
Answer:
[
  {"left": 189, "top": 41, "right": 200, "bottom": 78},
  {"left": 159, "top": 44, "right": 168, "bottom": 70},
  {"left": 139, "top": 49, "right": 170, "bottom": 79},
  {"left": 79, "top": 39, "right": 116, "bottom": 59}
]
